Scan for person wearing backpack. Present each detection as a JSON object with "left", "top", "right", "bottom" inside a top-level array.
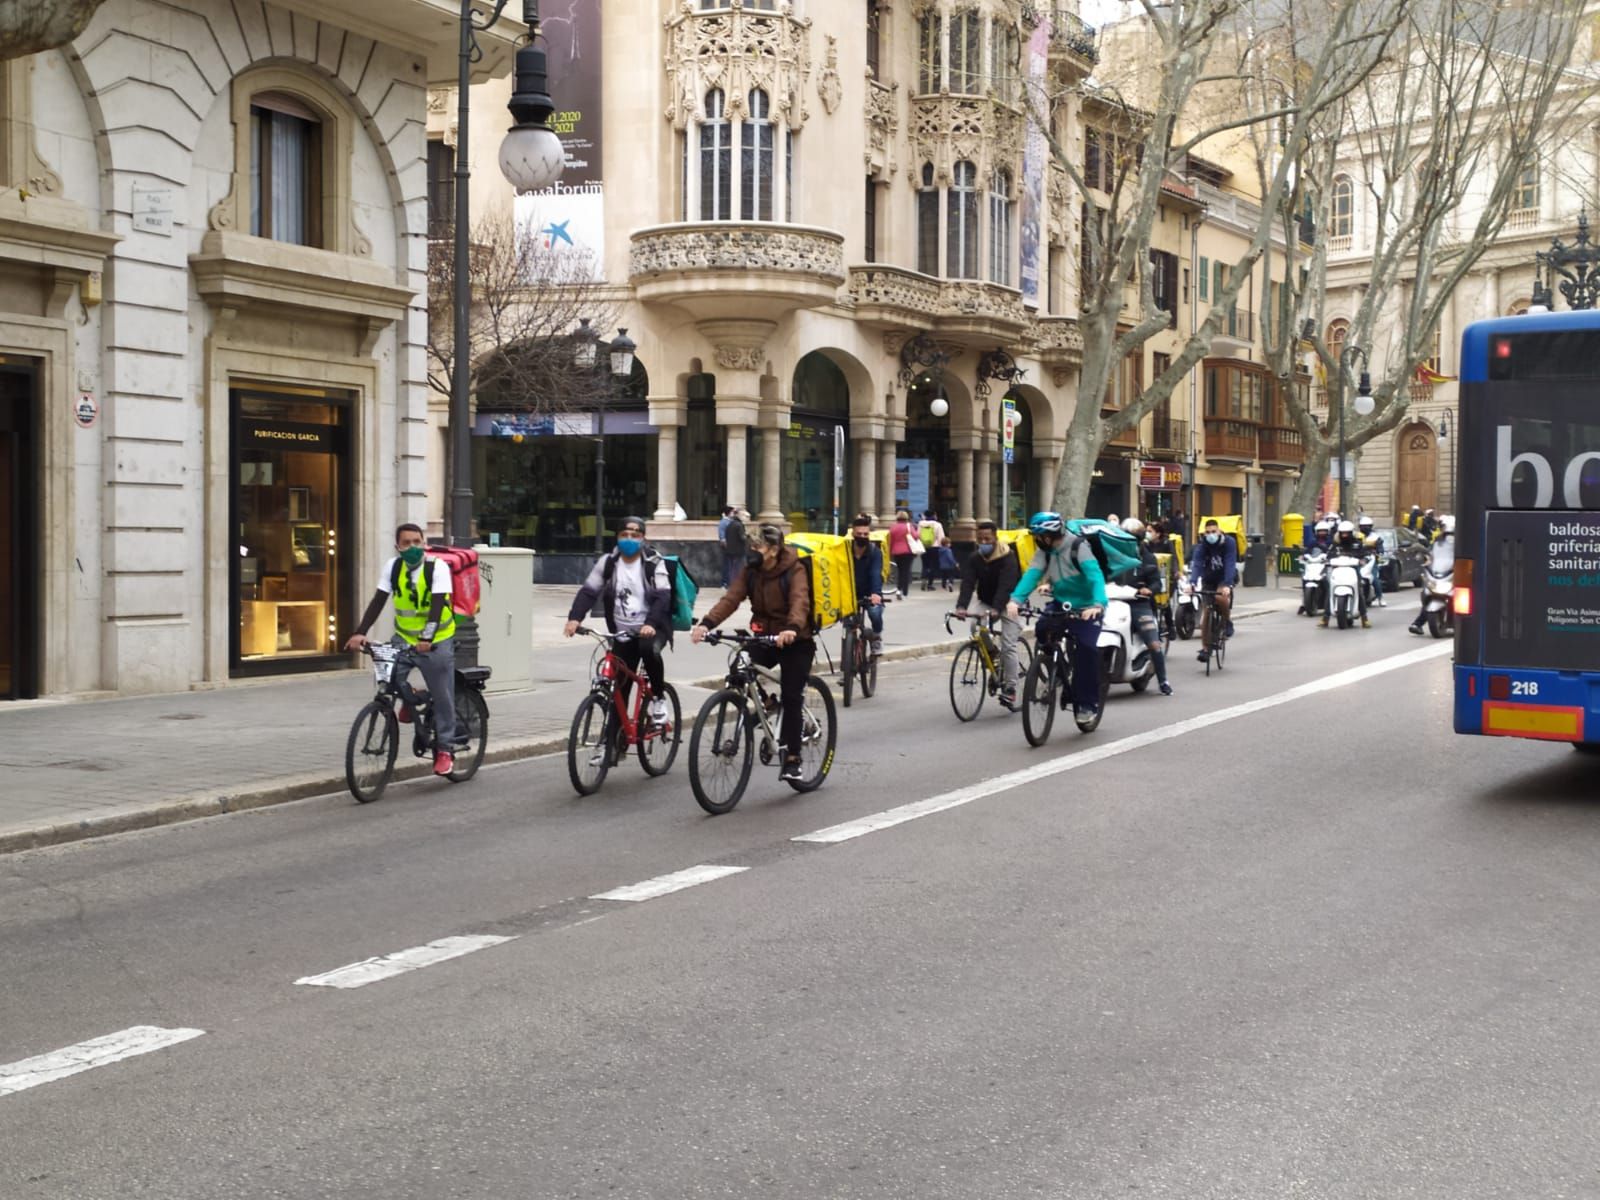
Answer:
[
  {"left": 719, "top": 505, "right": 747, "bottom": 587},
  {"left": 691, "top": 522, "right": 813, "bottom": 783},
  {"left": 345, "top": 523, "right": 466, "bottom": 776},
  {"left": 1006, "top": 511, "right": 1107, "bottom": 731},
  {"left": 564, "top": 516, "right": 674, "bottom": 728}
]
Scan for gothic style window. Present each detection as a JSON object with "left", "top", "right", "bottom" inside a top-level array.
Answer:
[
  {"left": 918, "top": 12, "right": 941, "bottom": 94},
  {"left": 949, "top": 10, "right": 981, "bottom": 94},
  {"left": 948, "top": 159, "right": 979, "bottom": 279},
  {"left": 1330, "top": 174, "right": 1353, "bottom": 240},
  {"left": 917, "top": 162, "right": 940, "bottom": 275},
  {"left": 742, "top": 88, "right": 775, "bottom": 221},
  {"left": 865, "top": 176, "right": 879, "bottom": 262},
  {"left": 700, "top": 89, "right": 732, "bottom": 220},
  {"left": 988, "top": 168, "right": 1013, "bottom": 285},
  {"left": 990, "top": 22, "right": 1020, "bottom": 103},
  {"left": 250, "top": 92, "right": 322, "bottom": 246},
  {"left": 867, "top": 0, "right": 881, "bottom": 80}
]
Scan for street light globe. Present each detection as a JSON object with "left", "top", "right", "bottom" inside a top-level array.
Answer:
[
  {"left": 1353, "top": 392, "right": 1375, "bottom": 417},
  {"left": 499, "top": 124, "right": 565, "bottom": 195},
  {"left": 929, "top": 396, "right": 950, "bottom": 418}
]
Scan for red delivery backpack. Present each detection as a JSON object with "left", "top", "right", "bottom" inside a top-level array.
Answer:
[{"left": 427, "top": 546, "right": 484, "bottom": 617}]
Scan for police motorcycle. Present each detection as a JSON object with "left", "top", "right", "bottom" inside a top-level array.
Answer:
[
  {"left": 1420, "top": 520, "right": 1455, "bottom": 638},
  {"left": 1172, "top": 572, "right": 1201, "bottom": 639},
  {"left": 1299, "top": 548, "right": 1327, "bottom": 617},
  {"left": 1098, "top": 581, "right": 1159, "bottom": 693},
  {"left": 1326, "top": 552, "right": 1365, "bottom": 629}
]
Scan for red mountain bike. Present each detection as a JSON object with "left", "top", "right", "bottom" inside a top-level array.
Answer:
[{"left": 566, "top": 628, "right": 682, "bottom": 796}]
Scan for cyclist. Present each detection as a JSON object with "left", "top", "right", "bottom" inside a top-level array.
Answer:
[
  {"left": 563, "top": 516, "right": 673, "bottom": 728},
  {"left": 1118, "top": 518, "right": 1173, "bottom": 696},
  {"left": 691, "top": 523, "right": 813, "bottom": 783},
  {"left": 848, "top": 513, "right": 885, "bottom": 655},
  {"left": 1319, "top": 519, "right": 1373, "bottom": 629},
  {"left": 1006, "top": 511, "right": 1106, "bottom": 731},
  {"left": 344, "top": 523, "right": 464, "bottom": 776},
  {"left": 1189, "top": 518, "right": 1237, "bottom": 664},
  {"left": 954, "top": 519, "right": 1023, "bottom": 708}
]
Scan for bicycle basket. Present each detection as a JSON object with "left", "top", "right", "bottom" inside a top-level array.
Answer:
[{"left": 370, "top": 643, "right": 400, "bottom": 683}]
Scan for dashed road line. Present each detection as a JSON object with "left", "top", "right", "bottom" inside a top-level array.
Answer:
[
  {"left": 795, "top": 642, "right": 1453, "bottom": 845},
  {"left": 1, "top": 1026, "right": 205, "bottom": 1097},
  {"left": 591, "top": 864, "right": 749, "bottom": 902},
  {"left": 294, "top": 934, "right": 516, "bottom": 989}
]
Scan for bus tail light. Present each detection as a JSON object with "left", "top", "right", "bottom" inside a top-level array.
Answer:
[
  {"left": 1489, "top": 675, "right": 1510, "bottom": 700},
  {"left": 1452, "top": 558, "right": 1473, "bottom": 616}
]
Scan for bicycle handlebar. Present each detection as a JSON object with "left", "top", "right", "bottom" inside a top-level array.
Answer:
[
  {"left": 702, "top": 629, "right": 781, "bottom": 647},
  {"left": 572, "top": 626, "right": 636, "bottom": 646}
]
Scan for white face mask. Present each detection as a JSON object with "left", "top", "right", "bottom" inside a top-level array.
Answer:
[{"left": 1205, "top": 532, "right": 1222, "bottom": 545}]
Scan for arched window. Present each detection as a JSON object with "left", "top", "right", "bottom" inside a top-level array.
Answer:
[
  {"left": 988, "top": 168, "right": 1013, "bottom": 285},
  {"left": 250, "top": 91, "right": 323, "bottom": 245},
  {"left": 918, "top": 12, "right": 941, "bottom": 94},
  {"left": 948, "top": 160, "right": 979, "bottom": 279},
  {"left": 949, "top": 10, "right": 981, "bottom": 93},
  {"left": 917, "top": 162, "right": 940, "bottom": 275},
  {"left": 699, "top": 89, "right": 731, "bottom": 220},
  {"left": 1330, "top": 174, "right": 1353, "bottom": 242},
  {"left": 741, "top": 88, "right": 775, "bottom": 221},
  {"left": 1513, "top": 158, "right": 1539, "bottom": 213}
]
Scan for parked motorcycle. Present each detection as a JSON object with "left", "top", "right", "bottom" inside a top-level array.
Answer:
[
  {"left": 1300, "top": 549, "right": 1326, "bottom": 617},
  {"left": 1099, "top": 583, "right": 1159, "bottom": 693},
  {"left": 1173, "top": 573, "right": 1201, "bottom": 640},
  {"left": 1326, "top": 554, "right": 1364, "bottom": 629},
  {"left": 1422, "top": 538, "right": 1455, "bottom": 638}
]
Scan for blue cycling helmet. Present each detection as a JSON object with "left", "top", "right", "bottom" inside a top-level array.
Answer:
[{"left": 1028, "top": 511, "right": 1066, "bottom": 537}]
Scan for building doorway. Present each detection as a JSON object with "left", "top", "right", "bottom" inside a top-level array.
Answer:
[
  {"left": 1395, "top": 423, "right": 1438, "bottom": 516},
  {"left": 0, "top": 361, "right": 38, "bottom": 700},
  {"left": 787, "top": 352, "right": 851, "bottom": 532}
]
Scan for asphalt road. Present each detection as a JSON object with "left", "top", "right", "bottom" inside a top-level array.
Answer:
[{"left": 4, "top": 606, "right": 1599, "bottom": 1199}]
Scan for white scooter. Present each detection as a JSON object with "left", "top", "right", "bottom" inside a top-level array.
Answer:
[
  {"left": 1300, "top": 549, "right": 1327, "bottom": 617},
  {"left": 1099, "top": 582, "right": 1159, "bottom": 693},
  {"left": 1326, "top": 554, "right": 1365, "bottom": 629},
  {"left": 1420, "top": 539, "right": 1455, "bottom": 638},
  {"left": 1173, "top": 573, "right": 1201, "bottom": 639}
]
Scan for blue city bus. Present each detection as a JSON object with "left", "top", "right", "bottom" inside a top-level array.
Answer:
[{"left": 1454, "top": 309, "right": 1600, "bottom": 749}]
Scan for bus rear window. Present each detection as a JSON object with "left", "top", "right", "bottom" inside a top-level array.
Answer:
[{"left": 1488, "top": 331, "right": 1600, "bottom": 381}]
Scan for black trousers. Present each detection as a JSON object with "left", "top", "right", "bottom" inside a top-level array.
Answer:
[
  {"left": 893, "top": 553, "right": 915, "bottom": 596},
  {"left": 748, "top": 639, "right": 815, "bottom": 759},
  {"left": 614, "top": 630, "right": 667, "bottom": 699}
]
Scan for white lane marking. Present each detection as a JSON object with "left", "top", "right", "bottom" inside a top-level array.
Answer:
[
  {"left": 294, "top": 935, "right": 515, "bottom": 989},
  {"left": 0, "top": 1026, "right": 205, "bottom": 1097},
  {"left": 797, "top": 642, "right": 1454, "bottom": 845},
  {"left": 591, "top": 864, "right": 749, "bottom": 902}
]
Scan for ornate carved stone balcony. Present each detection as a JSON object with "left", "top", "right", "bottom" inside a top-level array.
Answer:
[
  {"left": 629, "top": 223, "right": 846, "bottom": 320},
  {"left": 843, "top": 267, "right": 1031, "bottom": 343},
  {"left": 936, "top": 279, "right": 1030, "bottom": 341},
  {"left": 1258, "top": 425, "right": 1307, "bottom": 468},
  {"left": 846, "top": 265, "right": 943, "bottom": 328}
]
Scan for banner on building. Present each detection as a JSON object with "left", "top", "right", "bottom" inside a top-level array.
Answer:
[
  {"left": 514, "top": 0, "right": 604, "bottom": 281},
  {"left": 1139, "top": 462, "right": 1184, "bottom": 492},
  {"left": 896, "top": 459, "right": 931, "bottom": 518},
  {"left": 1018, "top": 18, "right": 1051, "bottom": 309}
]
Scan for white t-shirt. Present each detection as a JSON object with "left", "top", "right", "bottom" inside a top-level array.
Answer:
[
  {"left": 378, "top": 555, "right": 452, "bottom": 600},
  {"left": 612, "top": 556, "right": 648, "bottom": 633}
]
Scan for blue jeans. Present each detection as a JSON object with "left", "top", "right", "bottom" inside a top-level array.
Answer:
[
  {"left": 863, "top": 602, "right": 883, "bottom": 637},
  {"left": 1037, "top": 611, "right": 1103, "bottom": 714}
]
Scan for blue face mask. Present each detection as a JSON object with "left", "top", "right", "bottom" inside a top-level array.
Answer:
[
  {"left": 979, "top": 542, "right": 996, "bottom": 557},
  {"left": 617, "top": 538, "right": 642, "bottom": 557},
  {"left": 1205, "top": 532, "right": 1222, "bottom": 545}
]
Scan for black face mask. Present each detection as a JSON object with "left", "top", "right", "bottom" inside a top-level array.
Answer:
[
  {"left": 745, "top": 549, "right": 765, "bottom": 568},
  {"left": 853, "top": 534, "right": 870, "bottom": 544}
]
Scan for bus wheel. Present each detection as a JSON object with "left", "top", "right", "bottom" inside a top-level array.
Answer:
[{"left": 1573, "top": 743, "right": 1600, "bottom": 756}]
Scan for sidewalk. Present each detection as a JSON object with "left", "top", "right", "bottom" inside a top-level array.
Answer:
[{"left": 0, "top": 583, "right": 1300, "bottom": 853}]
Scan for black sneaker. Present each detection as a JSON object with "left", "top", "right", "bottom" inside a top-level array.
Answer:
[
  {"left": 1196, "top": 649, "right": 1209, "bottom": 663},
  {"left": 998, "top": 687, "right": 1018, "bottom": 710},
  {"left": 779, "top": 758, "right": 804, "bottom": 783},
  {"left": 1409, "top": 622, "right": 1425, "bottom": 636},
  {"left": 1159, "top": 681, "right": 1173, "bottom": 696}
]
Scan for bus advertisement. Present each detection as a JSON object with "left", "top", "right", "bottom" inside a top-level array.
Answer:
[{"left": 1454, "top": 310, "right": 1600, "bottom": 749}]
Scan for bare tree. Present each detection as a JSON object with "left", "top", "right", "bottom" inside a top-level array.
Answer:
[
  {"left": 427, "top": 210, "right": 622, "bottom": 419},
  {"left": 1259, "top": 0, "right": 1595, "bottom": 517},
  {"left": 0, "top": 0, "right": 107, "bottom": 60},
  {"left": 1009, "top": 0, "right": 1403, "bottom": 517}
]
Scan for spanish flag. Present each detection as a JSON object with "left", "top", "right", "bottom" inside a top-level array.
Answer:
[{"left": 1415, "top": 363, "right": 1456, "bottom": 385}]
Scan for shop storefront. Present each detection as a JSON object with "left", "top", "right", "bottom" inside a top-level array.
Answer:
[
  {"left": 1089, "top": 456, "right": 1132, "bottom": 521},
  {"left": 0, "top": 358, "right": 38, "bottom": 700},
  {"left": 1137, "top": 460, "right": 1183, "bottom": 526},
  {"left": 991, "top": 391, "right": 1033, "bottom": 527},
  {"left": 900, "top": 377, "right": 955, "bottom": 522},
  {"left": 231, "top": 388, "right": 354, "bottom": 674}
]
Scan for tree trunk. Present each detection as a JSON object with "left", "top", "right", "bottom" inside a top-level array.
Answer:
[
  {"left": 1051, "top": 421, "right": 1101, "bottom": 518},
  {"left": 1, "top": 0, "right": 106, "bottom": 59},
  {"left": 1292, "top": 440, "right": 1333, "bottom": 517}
]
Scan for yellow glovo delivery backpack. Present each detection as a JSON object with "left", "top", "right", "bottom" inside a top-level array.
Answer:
[{"left": 783, "top": 532, "right": 859, "bottom": 632}]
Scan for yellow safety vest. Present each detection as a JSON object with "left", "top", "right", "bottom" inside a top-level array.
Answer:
[{"left": 392, "top": 558, "right": 456, "bottom": 645}]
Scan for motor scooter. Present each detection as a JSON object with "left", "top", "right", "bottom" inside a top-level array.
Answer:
[
  {"left": 1421, "top": 538, "right": 1455, "bottom": 638},
  {"left": 1326, "top": 554, "right": 1364, "bottom": 629},
  {"left": 1300, "top": 549, "right": 1326, "bottom": 617},
  {"left": 1099, "top": 582, "right": 1159, "bottom": 693},
  {"left": 1173, "top": 573, "right": 1201, "bottom": 639}
]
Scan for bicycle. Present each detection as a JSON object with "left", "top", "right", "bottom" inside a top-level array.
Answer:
[
  {"left": 1021, "top": 604, "right": 1109, "bottom": 746},
  {"left": 1199, "top": 588, "right": 1230, "bottom": 676},
  {"left": 839, "top": 599, "right": 886, "bottom": 708},
  {"left": 565, "top": 628, "right": 682, "bottom": 796},
  {"left": 688, "top": 630, "right": 837, "bottom": 815},
  {"left": 345, "top": 644, "right": 490, "bottom": 803},
  {"left": 946, "top": 608, "right": 1035, "bottom": 721}
]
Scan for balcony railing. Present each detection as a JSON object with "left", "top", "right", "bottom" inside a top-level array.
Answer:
[
  {"left": 1151, "top": 417, "right": 1188, "bottom": 455},
  {"left": 1049, "top": 9, "right": 1099, "bottom": 62},
  {"left": 1506, "top": 207, "right": 1539, "bottom": 231},
  {"left": 1214, "top": 306, "right": 1255, "bottom": 341},
  {"left": 1409, "top": 379, "right": 1434, "bottom": 404},
  {"left": 1258, "top": 425, "right": 1307, "bottom": 466},
  {"left": 1203, "top": 417, "right": 1259, "bottom": 462}
]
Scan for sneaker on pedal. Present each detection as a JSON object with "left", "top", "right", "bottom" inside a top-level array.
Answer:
[
  {"left": 779, "top": 757, "right": 804, "bottom": 783},
  {"left": 998, "top": 687, "right": 1018, "bottom": 710},
  {"left": 1196, "top": 649, "right": 1209, "bottom": 663},
  {"left": 433, "top": 751, "right": 454, "bottom": 776},
  {"left": 648, "top": 697, "right": 669, "bottom": 726}
]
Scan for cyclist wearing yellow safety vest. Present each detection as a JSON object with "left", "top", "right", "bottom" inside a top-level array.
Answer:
[{"left": 345, "top": 523, "right": 465, "bottom": 775}]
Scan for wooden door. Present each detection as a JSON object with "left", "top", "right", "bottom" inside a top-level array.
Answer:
[{"left": 1394, "top": 423, "right": 1438, "bottom": 516}]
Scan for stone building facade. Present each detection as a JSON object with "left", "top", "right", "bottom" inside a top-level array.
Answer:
[{"left": 0, "top": 0, "right": 512, "bottom": 699}]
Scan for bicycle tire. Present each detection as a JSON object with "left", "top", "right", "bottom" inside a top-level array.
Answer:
[
  {"left": 446, "top": 688, "right": 490, "bottom": 782},
  {"left": 786, "top": 675, "right": 837, "bottom": 793},
  {"left": 689, "top": 689, "right": 754, "bottom": 815},
  {"left": 1021, "top": 650, "right": 1057, "bottom": 747},
  {"left": 566, "top": 693, "right": 613, "bottom": 796},
  {"left": 858, "top": 636, "right": 878, "bottom": 699},
  {"left": 345, "top": 701, "right": 398, "bottom": 804},
  {"left": 1214, "top": 632, "right": 1227, "bottom": 672},
  {"left": 841, "top": 627, "right": 856, "bottom": 708},
  {"left": 949, "top": 642, "right": 988, "bottom": 722},
  {"left": 637, "top": 682, "right": 682, "bottom": 777}
]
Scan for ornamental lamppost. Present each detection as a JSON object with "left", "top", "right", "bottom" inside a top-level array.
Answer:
[
  {"left": 448, "top": 0, "right": 565, "bottom": 550},
  {"left": 572, "top": 321, "right": 636, "bottom": 553},
  {"left": 1530, "top": 210, "right": 1600, "bottom": 312},
  {"left": 1338, "top": 344, "right": 1375, "bottom": 517}
]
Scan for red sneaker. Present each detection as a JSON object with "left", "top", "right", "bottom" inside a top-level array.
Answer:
[{"left": 432, "top": 751, "right": 454, "bottom": 776}]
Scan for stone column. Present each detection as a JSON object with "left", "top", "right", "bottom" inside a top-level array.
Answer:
[
  {"left": 653, "top": 425, "right": 679, "bottom": 523},
  {"left": 957, "top": 449, "right": 974, "bottom": 526},
  {"left": 975, "top": 450, "right": 993, "bottom": 523},
  {"left": 1037, "top": 455, "right": 1059, "bottom": 512},
  {"left": 880, "top": 440, "right": 899, "bottom": 520},
  {"left": 759, "top": 427, "right": 784, "bottom": 524},
  {"left": 856, "top": 438, "right": 878, "bottom": 520},
  {"left": 726, "top": 424, "right": 749, "bottom": 512}
]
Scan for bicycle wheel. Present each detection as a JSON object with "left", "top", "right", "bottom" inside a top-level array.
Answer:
[
  {"left": 1214, "top": 627, "right": 1227, "bottom": 672},
  {"left": 1021, "top": 650, "right": 1058, "bottom": 747},
  {"left": 446, "top": 688, "right": 489, "bottom": 783},
  {"left": 858, "top": 635, "right": 878, "bottom": 699},
  {"left": 949, "top": 642, "right": 988, "bottom": 722},
  {"left": 345, "top": 701, "right": 398, "bottom": 804},
  {"left": 566, "top": 693, "right": 613, "bottom": 796},
  {"left": 786, "top": 676, "right": 838, "bottom": 793},
  {"left": 637, "top": 682, "right": 682, "bottom": 777},
  {"left": 689, "top": 689, "right": 754, "bottom": 815},
  {"left": 841, "top": 627, "right": 857, "bottom": 708}
]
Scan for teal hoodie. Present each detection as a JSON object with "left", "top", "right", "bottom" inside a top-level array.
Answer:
[{"left": 1012, "top": 537, "right": 1107, "bottom": 611}]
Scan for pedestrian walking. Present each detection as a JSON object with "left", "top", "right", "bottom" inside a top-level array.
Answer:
[
  {"left": 887, "top": 509, "right": 920, "bottom": 598},
  {"left": 918, "top": 510, "right": 946, "bottom": 590},
  {"left": 1168, "top": 508, "right": 1188, "bottom": 543},
  {"left": 719, "top": 505, "right": 746, "bottom": 587}
]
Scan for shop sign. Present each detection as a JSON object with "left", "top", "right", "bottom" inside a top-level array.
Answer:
[
  {"left": 1139, "top": 461, "right": 1183, "bottom": 491},
  {"left": 74, "top": 393, "right": 97, "bottom": 428},
  {"left": 242, "top": 419, "right": 334, "bottom": 451}
]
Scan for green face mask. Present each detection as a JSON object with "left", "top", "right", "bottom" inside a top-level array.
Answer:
[{"left": 400, "top": 545, "right": 426, "bottom": 568}]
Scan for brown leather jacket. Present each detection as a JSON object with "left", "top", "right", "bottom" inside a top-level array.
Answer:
[{"left": 700, "top": 547, "right": 812, "bottom": 639}]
